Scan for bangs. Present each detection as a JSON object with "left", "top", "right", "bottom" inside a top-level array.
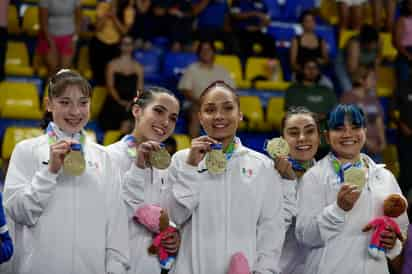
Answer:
[{"left": 327, "top": 104, "right": 366, "bottom": 130}]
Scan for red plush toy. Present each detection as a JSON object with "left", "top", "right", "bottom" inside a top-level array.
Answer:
[
  {"left": 134, "top": 204, "right": 178, "bottom": 272},
  {"left": 362, "top": 194, "right": 407, "bottom": 260}
]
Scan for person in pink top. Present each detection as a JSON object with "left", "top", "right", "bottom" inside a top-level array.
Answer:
[{"left": 394, "top": 0, "right": 412, "bottom": 83}]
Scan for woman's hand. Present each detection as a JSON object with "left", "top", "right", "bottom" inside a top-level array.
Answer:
[
  {"left": 161, "top": 230, "right": 180, "bottom": 254},
  {"left": 186, "top": 136, "right": 217, "bottom": 166},
  {"left": 380, "top": 226, "right": 398, "bottom": 250},
  {"left": 274, "top": 156, "right": 296, "bottom": 180},
  {"left": 48, "top": 140, "right": 71, "bottom": 173},
  {"left": 337, "top": 184, "right": 361, "bottom": 211},
  {"left": 135, "top": 141, "right": 162, "bottom": 169}
]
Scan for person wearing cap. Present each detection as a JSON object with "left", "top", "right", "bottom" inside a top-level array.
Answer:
[{"left": 106, "top": 86, "right": 181, "bottom": 274}]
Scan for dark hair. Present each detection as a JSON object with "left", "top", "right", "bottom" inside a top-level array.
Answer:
[
  {"left": 359, "top": 25, "right": 379, "bottom": 45},
  {"left": 281, "top": 106, "right": 320, "bottom": 136},
  {"left": 299, "top": 9, "right": 316, "bottom": 24},
  {"left": 326, "top": 104, "right": 366, "bottom": 130},
  {"left": 351, "top": 65, "right": 373, "bottom": 87},
  {"left": 297, "top": 57, "right": 321, "bottom": 83},
  {"left": 196, "top": 40, "right": 216, "bottom": 57},
  {"left": 400, "top": 0, "right": 412, "bottom": 16},
  {"left": 41, "top": 69, "right": 92, "bottom": 129},
  {"left": 133, "top": 86, "right": 179, "bottom": 109},
  {"left": 116, "top": 0, "right": 130, "bottom": 24},
  {"left": 198, "top": 80, "right": 239, "bottom": 107}
]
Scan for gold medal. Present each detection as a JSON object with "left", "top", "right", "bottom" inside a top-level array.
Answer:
[
  {"left": 266, "top": 137, "right": 289, "bottom": 159},
  {"left": 206, "top": 143, "right": 227, "bottom": 175},
  {"left": 150, "top": 145, "right": 171, "bottom": 169},
  {"left": 344, "top": 167, "right": 366, "bottom": 189},
  {"left": 63, "top": 143, "right": 86, "bottom": 176}
]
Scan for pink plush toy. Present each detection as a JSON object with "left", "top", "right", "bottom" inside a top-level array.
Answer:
[
  {"left": 134, "top": 205, "right": 178, "bottom": 272},
  {"left": 362, "top": 194, "right": 407, "bottom": 260},
  {"left": 227, "top": 252, "right": 251, "bottom": 274}
]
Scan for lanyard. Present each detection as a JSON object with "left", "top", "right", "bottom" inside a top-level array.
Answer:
[
  {"left": 46, "top": 122, "right": 85, "bottom": 154},
  {"left": 331, "top": 153, "right": 363, "bottom": 184},
  {"left": 288, "top": 157, "right": 314, "bottom": 172},
  {"left": 123, "top": 134, "right": 137, "bottom": 158}
]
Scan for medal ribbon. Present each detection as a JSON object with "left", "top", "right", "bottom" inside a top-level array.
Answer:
[
  {"left": 330, "top": 153, "right": 363, "bottom": 184},
  {"left": 223, "top": 138, "right": 239, "bottom": 161},
  {"left": 46, "top": 122, "right": 85, "bottom": 154},
  {"left": 123, "top": 134, "right": 137, "bottom": 158},
  {"left": 288, "top": 157, "right": 314, "bottom": 173}
]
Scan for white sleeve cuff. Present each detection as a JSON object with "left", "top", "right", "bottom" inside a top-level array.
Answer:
[
  {"left": 386, "top": 239, "right": 403, "bottom": 260},
  {"left": 325, "top": 202, "right": 347, "bottom": 222},
  {"left": 38, "top": 166, "right": 60, "bottom": 180}
]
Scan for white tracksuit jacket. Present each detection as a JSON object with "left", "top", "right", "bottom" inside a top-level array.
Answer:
[
  {"left": 166, "top": 140, "right": 285, "bottom": 274},
  {"left": 3, "top": 134, "right": 130, "bottom": 274},
  {"left": 295, "top": 153, "right": 409, "bottom": 274}
]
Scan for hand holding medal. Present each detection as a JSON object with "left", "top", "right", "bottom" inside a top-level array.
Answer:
[
  {"left": 265, "top": 137, "right": 290, "bottom": 159},
  {"left": 48, "top": 140, "right": 72, "bottom": 174},
  {"left": 206, "top": 143, "right": 227, "bottom": 175},
  {"left": 186, "top": 136, "right": 218, "bottom": 167},
  {"left": 136, "top": 141, "right": 171, "bottom": 169},
  {"left": 63, "top": 143, "right": 86, "bottom": 176},
  {"left": 344, "top": 167, "right": 366, "bottom": 190}
]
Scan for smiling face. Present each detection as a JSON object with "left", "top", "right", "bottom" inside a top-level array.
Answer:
[
  {"left": 325, "top": 117, "right": 366, "bottom": 162},
  {"left": 199, "top": 86, "right": 242, "bottom": 143},
  {"left": 133, "top": 93, "right": 180, "bottom": 143},
  {"left": 283, "top": 113, "right": 320, "bottom": 161},
  {"left": 47, "top": 85, "right": 90, "bottom": 134}
]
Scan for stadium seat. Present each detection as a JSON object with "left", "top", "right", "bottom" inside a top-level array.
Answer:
[
  {"left": 239, "top": 96, "right": 268, "bottom": 131},
  {"left": 5, "top": 41, "right": 34, "bottom": 77},
  {"left": 162, "top": 52, "right": 197, "bottom": 80},
  {"left": 77, "top": 46, "right": 92, "bottom": 80},
  {"left": 81, "top": 0, "right": 97, "bottom": 7},
  {"left": 214, "top": 55, "right": 251, "bottom": 89},
  {"left": 173, "top": 134, "right": 190, "bottom": 151},
  {"left": 266, "top": 96, "right": 285, "bottom": 130},
  {"left": 339, "top": 30, "right": 358, "bottom": 48},
  {"left": 380, "top": 32, "right": 397, "bottom": 61},
  {"left": 2, "top": 127, "right": 43, "bottom": 159},
  {"left": 316, "top": 26, "right": 337, "bottom": 58},
  {"left": 103, "top": 130, "right": 122, "bottom": 146},
  {"left": 245, "top": 57, "right": 291, "bottom": 91},
  {"left": 22, "top": 6, "right": 39, "bottom": 36},
  {"left": 0, "top": 82, "right": 43, "bottom": 120},
  {"left": 133, "top": 49, "right": 162, "bottom": 83},
  {"left": 377, "top": 66, "right": 395, "bottom": 97},
  {"left": 320, "top": 0, "right": 338, "bottom": 25},
  {"left": 8, "top": 5, "right": 21, "bottom": 35},
  {"left": 383, "top": 144, "right": 400, "bottom": 178},
  {"left": 90, "top": 86, "right": 108, "bottom": 120}
]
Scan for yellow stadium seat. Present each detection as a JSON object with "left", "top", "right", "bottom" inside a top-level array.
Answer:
[
  {"left": 0, "top": 82, "right": 42, "bottom": 119},
  {"left": 239, "top": 96, "right": 268, "bottom": 131},
  {"left": 81, "top": 0, "right": 97, "bottom": 7},
  {"left": 320, "top": 0, "right": 338, "bottom": 25},
  {"left": 2, "top": 127, "right": 43, "bottom": 159},
  {"left": 8, "top": 5, "right": 21, "bottom": 35},
  {"left": 339, "top": 30, "right": 359, "bottom": 48},
  {"left": 245, "top": 57, "right": 290, "bottom": 91},
  {"left": 103, "top": 130, "right": 122, "bottom": 146},
  {"left": 214, "top": 55, "right": 251, "bottom": 89},
  {"left": 90, "top": 86, "right": 108, "bottom": 120},
  {"left": 173, "top": 134, "right": 191, "bottom": 151},
  {"left": 383, "top": 144, "right": 399, "bottom": 178},
  {"left": 380, "top": 32, "right": 397, "bottom": 61},
  {"left": 377, "top": 66, "right": 395, "bottom": 97},
  {"left": 77, "top": 46, "right": 92, "bottom": 80},
  {"left": 266, "top": 97, "right": 285, "bottom": 130},
  {"left": 22, "top": 6, "right": 39, "bottom": 36},
  {"left": 5, "top": 41, "right": 34, "bottom": 77},
  {"left": 81, "top": 9, "right": 97, "bottom": 38}
]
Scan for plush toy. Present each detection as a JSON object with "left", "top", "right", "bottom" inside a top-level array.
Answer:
[
  {"left": 362, "top": 194, "right": 407, "bottom": 260},
  {"left": 134, "top": 204, "right": 178, "bottom": 272},
  {"left": 227, "top": 252, "right": 250, "bottom": 274}
]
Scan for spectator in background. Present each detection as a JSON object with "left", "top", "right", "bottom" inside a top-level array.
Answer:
[
  {"left": 99, "top": 35, "right": 144, "bottom": 133},
  {"left": 335, "top": 24, "right": 382, "bottom": 93},
  {"left": 37, "top": 0, "right": 82, "bottom": 76},
  {"left": 337, "top": 0, "right": 365, "bottom": 30},
  {"left": 394, "top": 0, "right": 412, "bottom": 84},
  {"left": 89, "top": 0, "right": 135, "bottom": 85},
  {"left": 130, "top": 0, "right": 153, "bottom": 50},
  {"left": 395, "top": 74, "right": 412, "bottom": 198},
  {"left": 0, "top": 0, "right": 8, "bottom": 82},
  {"left": 178, "top": 40, "right": 235, "bottom": 138},
  {"left": 290, "top": 10, "right": 333, "bottom": 89},
  {"left": 340, "top": 66, "right": 386, "bottom": 162},
  {"left": 285, "top": 58, "right": 338, "bottom": 158},
  {"left": 371, "top": 0, "right": 397, "bottom": 32},
  {"left": 168, "top": 0, "right": 195, "bottom": 52},
  {"left": 230, "top": 0, "right": 276, "bottom": 59}
]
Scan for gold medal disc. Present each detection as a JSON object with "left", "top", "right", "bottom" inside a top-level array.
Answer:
[
  {"left": 266, "top": 137, "right": 290, "bottom": 159},
  {"left": 206, "top": 150, "right": 227, "bottom": 175},
  {"left": 150, "top": 148, "right": 171, "bottom": 169},
  {"left": 344, "top": 167, "right": 366, "bottom": 189},
  {"left": 63, "top": 150, "right": 86, "bottom": 176}
]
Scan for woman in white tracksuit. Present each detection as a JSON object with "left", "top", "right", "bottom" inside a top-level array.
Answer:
[
  {"left": 166, "top": 81, "right": 285, "bottom": 274},
  {"left": 274, "top": 107, "right": 320, "bottom": 274},
  {"left": 3, "top": 70, "right": 130, "bottom": 274},
  {"left": 106, "top": 86, "right": 181, "bottom": 274},
  {"left": 295, "top": 104, "right": 409, "bottom": 274}
]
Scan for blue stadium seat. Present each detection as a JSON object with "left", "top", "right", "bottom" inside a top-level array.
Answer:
[
  {"left": 263, "top": 0, "right": 282, "bottom": 19},
  {"left": 162, "top": 52, "right": 198, "bottom": 81},
  {"left": 133, "top": 49, "right": 162, "bottom": 83},
  {"left": 283, "top": 0, "right": 317, "bottom": 22},
  {"left": 315, "top": 26, "right": 337, "bottom": 58}
]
